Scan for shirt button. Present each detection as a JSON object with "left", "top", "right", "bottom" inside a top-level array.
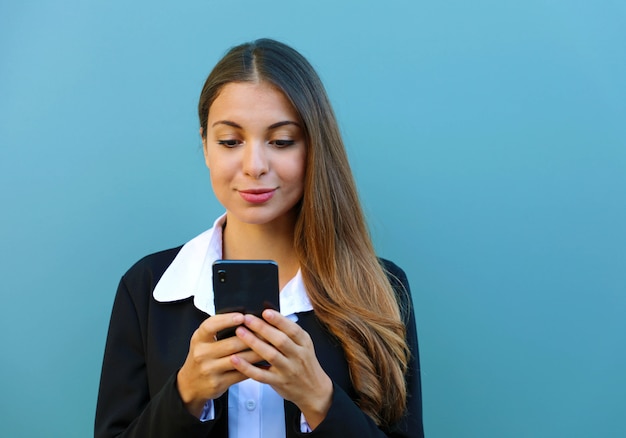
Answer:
[{"left": 245, "top": 399, "right": 257, "bottom": 411}]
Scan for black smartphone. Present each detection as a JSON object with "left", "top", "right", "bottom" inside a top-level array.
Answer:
[{"left": 212, "top": 260, "right": 280, "bottom": 341}]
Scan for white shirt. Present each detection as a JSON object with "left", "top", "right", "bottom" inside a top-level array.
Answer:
[{"left": 153, "top": 214, "right": 314, "bottom": 436}]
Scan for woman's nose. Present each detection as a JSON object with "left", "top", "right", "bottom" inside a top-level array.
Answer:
[{"left": 242, "top": 141, "right": 269, "bottom": 178}]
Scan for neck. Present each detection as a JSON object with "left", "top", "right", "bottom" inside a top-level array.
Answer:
[{"left": 222, "top": 213, "right": 300, "bottom": 289}]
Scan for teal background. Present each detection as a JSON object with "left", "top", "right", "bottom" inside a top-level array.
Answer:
[{"left": 1, "top": 0, "right": 624, "bottom": 436}]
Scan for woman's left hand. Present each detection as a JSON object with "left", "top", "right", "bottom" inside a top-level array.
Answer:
[{"left": 230, "top": 309, "right": 333, "bottom": 430}]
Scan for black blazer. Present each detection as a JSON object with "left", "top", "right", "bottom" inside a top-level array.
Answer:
[{"left": 95, "top": 246, "right": 424, "bottom": 437}]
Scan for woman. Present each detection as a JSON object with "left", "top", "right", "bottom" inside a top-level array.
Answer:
[{"left": 95, "top": 38, "right": 423, "bottom": 437}]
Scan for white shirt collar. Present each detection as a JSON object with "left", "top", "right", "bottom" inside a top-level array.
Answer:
[{"left": 153, "top": 214, "right": 313, "bottom": 316}]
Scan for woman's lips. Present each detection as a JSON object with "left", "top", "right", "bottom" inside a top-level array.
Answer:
[{"left": 238, "top": 188, "right": 276, "bottom": 204}]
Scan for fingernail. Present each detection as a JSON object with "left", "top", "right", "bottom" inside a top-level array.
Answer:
[{"left": 233, "top": 314, "right": 244, "bottom": 323}]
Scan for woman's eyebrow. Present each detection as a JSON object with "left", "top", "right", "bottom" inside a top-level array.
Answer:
[
  {"left": 212, "top": 120, "right": 242, "bottom": 128},
  {"left": 211, "top": 120, "right": 301, "bottom": 129},
  {"left": 267, "top": 121, "right": 301, "bottom": 130}
]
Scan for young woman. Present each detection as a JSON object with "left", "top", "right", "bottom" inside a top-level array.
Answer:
[{"left": 95, "top": 38, "right": 423, "bottom": 438}]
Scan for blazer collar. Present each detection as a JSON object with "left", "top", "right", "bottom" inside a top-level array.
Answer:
[{"left": 153, "top": 214, "right": 313, "bottom": 317}]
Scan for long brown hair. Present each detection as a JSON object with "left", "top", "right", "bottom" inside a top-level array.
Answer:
[{"left": 198, "top": 39, "right": 409, "bottom": 426}]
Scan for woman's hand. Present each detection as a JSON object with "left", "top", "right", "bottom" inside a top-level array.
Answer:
[
  {"left": 176, "top": 313, "right": 264, "bottom": 417},
  {"left": 230, "top": 309, "right": 334, "bottom": 430}
]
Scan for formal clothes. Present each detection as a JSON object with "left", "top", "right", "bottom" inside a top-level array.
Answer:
[{"left": 95, "top": 216, "right": 424, "bottom": 437}]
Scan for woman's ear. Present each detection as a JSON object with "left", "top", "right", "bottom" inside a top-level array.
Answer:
[{"left": 200, "top": 128, "right": 210, "bottom": 170}]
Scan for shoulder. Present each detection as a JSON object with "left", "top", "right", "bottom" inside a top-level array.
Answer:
[
  {"left": 378, "top": 258, "right": 410, "bottom": 291},
  {"left": 121, "top": 246, "right": 183, "bottom": 291},
  {"left": 378, "top": 257, "right": 414, "bottom": 321}
]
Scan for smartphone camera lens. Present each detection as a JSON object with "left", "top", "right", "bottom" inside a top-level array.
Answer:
[{"left": 217, "top": 269, "right": 227, "bottom": 283}]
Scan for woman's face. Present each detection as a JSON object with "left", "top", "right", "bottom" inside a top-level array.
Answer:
[{"left": 202, "top": 81, "right": 307, "bottom": 228}]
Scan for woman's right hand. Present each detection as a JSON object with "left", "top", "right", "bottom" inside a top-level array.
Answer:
[{"left": 176, "top": 313, "right": 263, "bottom": 417}]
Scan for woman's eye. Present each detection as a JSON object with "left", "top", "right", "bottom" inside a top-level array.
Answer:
[
  {"left": 217, "top": 139, "right": 240, "bottom": 148},
  {"left": 271, "top": 139, "right": 295, "bottom": 148}
]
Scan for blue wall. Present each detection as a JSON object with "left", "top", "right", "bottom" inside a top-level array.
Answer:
[{"left": 1, "top": 1, "right": 624, "bottom": 436}]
